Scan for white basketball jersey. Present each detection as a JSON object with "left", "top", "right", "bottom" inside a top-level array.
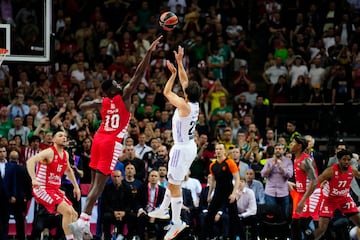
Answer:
[{"left": 172, "top": 102, "right": 199, "bottom": 143}]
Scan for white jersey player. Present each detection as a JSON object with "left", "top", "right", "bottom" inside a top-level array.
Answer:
[{"left": 148, "top": 46, "right": 202, "bottom": 240}]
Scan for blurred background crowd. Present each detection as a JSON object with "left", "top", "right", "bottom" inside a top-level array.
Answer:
[{"left": 1, "top": 0, "right": 360, "bottom": 239}]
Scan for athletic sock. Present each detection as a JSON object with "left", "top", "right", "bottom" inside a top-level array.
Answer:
[
  {"left": 159, "top": 188, "right": 171, "bottom": 211},
  {"left": 77, "top": 212, "right": 91, "bottom": 227},
  {"left": 170, "top": 196, "right": 183, "bottom": 225},
  {"left": 65, "top": 234, "right": 74, "bottom": 240}
]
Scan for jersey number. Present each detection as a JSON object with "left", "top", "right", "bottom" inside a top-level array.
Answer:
[
  {"left": 105, "top": 114, "right": 120, "bottom": 129},
  {"left": 188, "top": 121, "right": 195, "bottom": 136},
  {"left": 337, "top": 181, "right": 347, "bottom": 188}
]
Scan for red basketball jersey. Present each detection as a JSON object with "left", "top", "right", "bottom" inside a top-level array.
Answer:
[
  {"left": 326, "top": 164, "right": 353, "bottom": 197},
  {"left": 97, "top": 95, "right": 130, "bottom": 139},
  {"left": 294, "top": 153, "right": 311, "bottom": 193},
  {"left": 36, "top": 146, "right": 68, "bottom": 189}
]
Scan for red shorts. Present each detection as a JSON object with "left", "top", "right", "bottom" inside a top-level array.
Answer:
[
  {"left": 291, "top": 189, "right": 322, "bottom": 219},
  {"left": 90, "top": 134, "right": 124, "bottom": 175},
  {"left": 33, "top": 186, "right": 72, "bottom": 214},
  {"left": 319, "top": 195, "right": 359, "bottom": 218}
]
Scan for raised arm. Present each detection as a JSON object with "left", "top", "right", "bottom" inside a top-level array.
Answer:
[
  {"left": 79, "top": 98, "right": 102, "bottom": 111},
  {"left": 122, "top": 35, "right": 163, "bottom": 104},
  {"left": 163, "top": 60, "right": 190, "bottom": 115},
  {"left": 174, "top": 46, "right": 188, "bottom": 91}
]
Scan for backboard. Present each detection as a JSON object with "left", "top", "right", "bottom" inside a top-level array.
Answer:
[{"left": 0, "top": 0, "right": 52, "bottom": 63}]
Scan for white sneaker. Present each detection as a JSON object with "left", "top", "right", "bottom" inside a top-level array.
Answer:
[
  {"left": 163, "top": 221, "right": 188, "bottom": 240},
  {"left": 148, "top": 208, "right": 170, "bottom": 219},
  {"left": 68, "top": 221, "right": 83, "bottom": 240},
  {"left": 83, "top": 221, "right": 93, "bottom": 239}
]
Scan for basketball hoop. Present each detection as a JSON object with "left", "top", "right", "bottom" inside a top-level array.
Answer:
[{"left": 0, "top": 48, "right": 9, "bottom": 66}]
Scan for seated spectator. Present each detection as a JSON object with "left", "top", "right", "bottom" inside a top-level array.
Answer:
[
  {"left": 181, "top": 187, "right": 196, "bottom": 227},
  {"left": 245, "top": 169, "right": 265, "bottom": 205},
  {"left": 120, "top": 144, "right": 146, "bottom": 182},
  {"left": 30, "top": 204, "right": 63, "bottom": 239},
  {"left": 135, "top": 170, "right": 167, "bottom": 240},
  {"left": 181, "top": 170, "right": 202, "bottom": 208},
  {"left": 235, "top": 176, "right": 258, "bottom": 240},
  {"left": 101, "top": 170, "right": 135, "bottom": 240}
]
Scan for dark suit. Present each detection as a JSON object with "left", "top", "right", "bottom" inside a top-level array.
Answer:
[
  {"left": 0, "top": 162, "right": 17, "bottom": 240},
  {"left": 135, "top": 183, "right": 166, "bottom": 240},
  {"left": 101, "top": 181, "right": 133, "bottom": 240},
  {"left": 9, "top": 162, "right": 32, "bottom": 240},
  {"left": 181, "top": 188, "right": 195, "bottom": 226}
]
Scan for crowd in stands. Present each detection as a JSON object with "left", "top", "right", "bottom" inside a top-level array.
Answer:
[{"left": 1, "top": 0, "right": 360, "bottom": 239}]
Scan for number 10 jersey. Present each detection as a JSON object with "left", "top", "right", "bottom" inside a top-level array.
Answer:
[{"left": 97, "top": 95, "right": 130, "bottom": 139}]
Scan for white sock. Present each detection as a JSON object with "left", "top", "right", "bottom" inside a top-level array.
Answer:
[
  {"left": 170, "top": 196, "right": 183, "bottom": 225},
  {"left": 77, "top": 212, "right": 90, "bottom": 227},
  {"left": 65, "top": 234, "right": 74, "bottom": 240},
  {"left": 159, "top": 188, "right": 171, "bottom": 210}
]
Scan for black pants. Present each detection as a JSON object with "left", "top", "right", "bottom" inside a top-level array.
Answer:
[
  {"left": 10, "top": 201, "right": 26, "bottom": 240},
  {"left": 202, "top": 196, "right": 238, "bottom": 239},
  {"left": 0, "top": 199, "right": 9, "bottom": 240},
  {"left": 133, "top": 212, "right": 167, "bottom": 240},
  {"left": 291, "top": 217, "right": 314, "bottom": 240},
  {"left": 29, "top": 204, "right": 63, "bottom": 240}
]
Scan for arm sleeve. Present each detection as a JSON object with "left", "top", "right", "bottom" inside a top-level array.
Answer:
[{"left": 227, "top": 159, "right": 239, "bottom": 174}]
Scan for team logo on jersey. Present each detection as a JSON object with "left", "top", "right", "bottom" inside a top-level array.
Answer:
[{"left": 111, "top": 103, "right": 115, "bottom": 109}]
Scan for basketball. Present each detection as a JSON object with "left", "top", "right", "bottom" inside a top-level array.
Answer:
[{"left": 159, "top": 11, "right": 178, "bottom": 31}]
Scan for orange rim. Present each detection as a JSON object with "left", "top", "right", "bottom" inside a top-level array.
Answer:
[{"left": 0, "top": 48, "right": 8, "bottom": 55}]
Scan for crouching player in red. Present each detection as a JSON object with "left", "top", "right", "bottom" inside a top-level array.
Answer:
[
  {"left": 26, "top": 130, "right": 81, "bottom": 240},
  {"left": 306, "top": 149, "right": 360, "bottom": 240}
]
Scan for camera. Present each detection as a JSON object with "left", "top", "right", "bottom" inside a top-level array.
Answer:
[{"left": 68, "top": 141, "right": 77, "bottom": 148}]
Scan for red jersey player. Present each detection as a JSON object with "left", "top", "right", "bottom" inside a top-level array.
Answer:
[
  {"left": 289, "top": 136, "right": 318, "bottom": 240},
  {"left": 26, "top": 130, "right": 81, "bottom": 240},
  {"left": 69, "top": 35, "right": 163, "bottom": 239},
  {"left": 307, "top": 149, "right": 360, "bottom": 240}
]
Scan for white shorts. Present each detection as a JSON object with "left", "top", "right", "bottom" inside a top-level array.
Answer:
[{"left": 167, "top": 140, "right": 197, "bottom": 185}]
